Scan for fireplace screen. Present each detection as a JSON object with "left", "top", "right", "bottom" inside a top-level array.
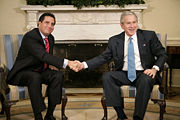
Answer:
[{"left": 54, "top": 43, "right": 109, "bottom": 88}]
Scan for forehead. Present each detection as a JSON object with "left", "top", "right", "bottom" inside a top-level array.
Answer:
[{"left": 43, "top": 16, "right": 55, "bottom": 23}]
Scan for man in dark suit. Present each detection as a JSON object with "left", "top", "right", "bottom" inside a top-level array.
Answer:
[
  {"left": 75, "top": 11, "right": 167, "bottom": 120},
  {"left": 7, "top": 13, "right": 77, "bottom": 120}
]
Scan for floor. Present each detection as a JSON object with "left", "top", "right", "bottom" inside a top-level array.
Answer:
[{"left": 0, "top": 87, "right": 180, "bottom": 120}]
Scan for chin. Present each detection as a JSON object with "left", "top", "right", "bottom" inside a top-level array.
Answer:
[{"left": 129, "top": 32, "right": 136, "bottom": 36}]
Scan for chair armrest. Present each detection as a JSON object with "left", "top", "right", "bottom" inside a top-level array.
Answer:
[
  {"left": 159, "top": 63, "right": 169, "bottom": 94},
  {"left": 0, "top": 66, "right": 10, "bottom": 96},
  {"left": 0, "top": 66, "right": 4, "bottom": 72},
  {"left": 108, "top": 61, "right": 115, "bottom": 71}
]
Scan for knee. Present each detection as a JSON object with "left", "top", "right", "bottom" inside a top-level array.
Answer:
[
  {"left": 51, "top": 71, "right": 63, "bottom": 85},
  {"left": 55, "top": 71, "right": 63, "bottom": 79},
  {"left": 139, "top": 74, "right": 154, "bottom": 87},
  {"left": 28, "top": 74, "right": 42, "bottom": 87},
  {"left": 102, "top": 72, "right": 113, "bottom": 83}
]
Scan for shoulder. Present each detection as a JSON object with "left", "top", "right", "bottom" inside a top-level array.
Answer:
[
  {"left": 21, "top": 28, "right": 43, "bottom": 45},
  {"left": 24, "top": 28, "right": 40, "bottom": 39},
  {"left": 109, "top": 32, "right": 125, "bottom": 43},
  {"left": 137, "top": 29, "right": 156, "bottom": 36}
]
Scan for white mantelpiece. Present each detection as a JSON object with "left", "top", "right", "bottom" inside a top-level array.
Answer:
[{"left": 21, "top": 5, "right": 147, "bottom": 43}]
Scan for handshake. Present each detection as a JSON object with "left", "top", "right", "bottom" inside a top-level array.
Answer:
[{"left": 68, "top": 60, "right": 85, "bottom": 72}]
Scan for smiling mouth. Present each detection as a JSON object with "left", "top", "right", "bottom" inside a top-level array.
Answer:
[{"left": 129, "top": 30, "right": 135, "bottom": 32}]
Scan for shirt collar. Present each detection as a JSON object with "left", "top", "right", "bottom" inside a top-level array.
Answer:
[
  {"left": 39, "top": 30, "right": 46, "bottom": 39},
  {"left": 125, "top": 32, "right": 137, "bottom": 41}
]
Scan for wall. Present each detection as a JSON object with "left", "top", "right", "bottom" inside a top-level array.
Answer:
[
  {"left": 143, "top": 0, "right": 180, "bottom": 87},
  {"left": 143, "top": 0, "right": 180, "bottom": 45},
  {"left": 0, "top": 0, "right": 26, "bottom": 35},
  {"left": 0, "top": 0, "right": 180, "bottom": 86}
]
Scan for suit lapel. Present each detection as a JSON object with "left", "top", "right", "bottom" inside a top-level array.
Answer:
[
  {"left": 48, "top": 36, "right": 53, "bottom": 54},
  {"left": 116, "top": 32, "right": 125, "bottom": 60},
  {"left": 35, "top": 28, "right": 46, "bottom": 46},
  {"left": 137, "top": 30, "right": 147, "bottom": 68}
]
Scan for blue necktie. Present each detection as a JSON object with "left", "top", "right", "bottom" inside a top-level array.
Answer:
[{"left": 128, "top": 37, "right": 136, "bottom": 82}]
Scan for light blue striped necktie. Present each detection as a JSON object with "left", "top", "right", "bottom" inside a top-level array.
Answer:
[{"left": 128, "top": 37, "right": 136, "bottom": 82}]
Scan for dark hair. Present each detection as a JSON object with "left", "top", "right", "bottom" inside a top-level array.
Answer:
[{"left": 38, "top": 12, "right": 56, "bottom": 25}]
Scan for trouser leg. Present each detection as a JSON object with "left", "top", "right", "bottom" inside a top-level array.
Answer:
[
  {"left": 133, "top": 73, "right": 156, "bottom": 120},
  {"left": 102, "top": 71, "right": 131, "bottom": 106},
  {"left": 15, "top": 70, "right": 46, "bottom": 114},
  {"left": 27, "top": 72, "right": 46, "bottom": 114},
  {"left": 41, "top": 69, "right": 63, "bottom": 115}
]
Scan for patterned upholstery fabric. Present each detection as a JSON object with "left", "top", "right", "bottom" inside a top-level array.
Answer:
[
  {"left": 6, "top": 85, "right": 66, "bottom": 101},
  {"left": 6, "top": 85, "right": 47, "bottom": 101},
  {"left": 121, "top": 85, "right": 164, "bottom": 100}
]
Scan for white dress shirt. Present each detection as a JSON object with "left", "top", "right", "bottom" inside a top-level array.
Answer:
[{"left": 122, "top": 33, "right": 144, "bottom": 71}]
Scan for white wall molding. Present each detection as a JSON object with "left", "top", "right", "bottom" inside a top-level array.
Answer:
[
  {"left": 21, "top": 5, "right": 147, "bottom": 43},
  {"left": 167, "top": 38, "right": 180, "bottom": 46}
]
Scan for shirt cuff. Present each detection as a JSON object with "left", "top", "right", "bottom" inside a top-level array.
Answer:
[
  {"left": 82, "top": 62, "right": 88, "bottom": 69},
  {"left": 63, "top": 59, "right": 68, "bottom": 69},
  {"left": 152, "top": 65, "right": 160, "bottom": 71}
]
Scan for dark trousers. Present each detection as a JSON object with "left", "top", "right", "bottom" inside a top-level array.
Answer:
[
  {"left": 14, "top": 69, "right": 63, "bottom": 114},
  {"left": 102, "top": 71, "right": 156, "bottom": 119}
]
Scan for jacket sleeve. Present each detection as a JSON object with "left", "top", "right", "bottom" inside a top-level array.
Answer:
[
  {"left": 22, "top": 34, "right": 64, "bottom": 69},
  {"left": 86, "top": 39, "right": 113, "bottom": 70},
  {"left": 150, "top": 31, "right": 168, "bottom": 70}
]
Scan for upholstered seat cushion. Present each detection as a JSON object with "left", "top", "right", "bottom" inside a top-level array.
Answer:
[
  {"left": 121, "top": 85, "right": 164, "bottom": 100},
  {"left": 6, "top": 85, "right": 47, "bottom": 101},
  {"left": 6, "top": 85, "right": 66, "bottom": 101}
]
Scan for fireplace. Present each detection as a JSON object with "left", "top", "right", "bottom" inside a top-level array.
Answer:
[
  {"left": 21, "top": 5, "right": 147, "bottom": 87},
  {"left": 54, "top": 43, "right": 108, "bottom": 88}
]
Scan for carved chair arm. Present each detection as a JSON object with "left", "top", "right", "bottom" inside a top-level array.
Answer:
[
  {"left": 0, "top": 65, "right": 10, "bottom": 97},
  {"left": 108, "top": 61, "right": 115, "bottom": 71},
  {"left": 159, "top": 63, "right": 169, "bottom": 94}
]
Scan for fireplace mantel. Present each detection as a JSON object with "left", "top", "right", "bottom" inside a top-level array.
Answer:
[{"left": 21, "top": 5, "right": 147, "bottom": 43}]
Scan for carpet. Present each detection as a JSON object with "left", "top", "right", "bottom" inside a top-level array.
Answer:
[{"left": 0, "top": 98, "right": 180, "bottom": 120}]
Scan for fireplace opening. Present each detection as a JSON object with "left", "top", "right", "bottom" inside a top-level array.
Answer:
[{"left": 54, "top": 43, "right": 110, "bottom": 88}]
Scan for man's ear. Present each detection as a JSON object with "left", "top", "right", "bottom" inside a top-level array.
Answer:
[
  {"left": 37, "top": 21, "right": 41, "bottom": 27},
  {"left": 120, "top": 23, "right": 124, "bottom": 29}
]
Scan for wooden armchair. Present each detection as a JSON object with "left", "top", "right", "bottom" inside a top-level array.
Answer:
[
  {"left": 0, "top": 34, "right": 68, "bottom": 120},
  {"left": 101, "top": 34, "right": 168, "bottom": 120}
]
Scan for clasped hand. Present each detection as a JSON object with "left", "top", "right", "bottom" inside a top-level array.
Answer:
[{"left": 68, "top": 60, "right": 84, "bottom": 72}]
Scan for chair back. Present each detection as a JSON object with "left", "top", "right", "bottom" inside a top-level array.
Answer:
[
  {"left": 3, "top": 34, "right": 29, "bottom": 100},
  {"left": 3, "top": 35, "right": 14, "bottom": 71},
  {"left": 156, "top": 33, "right": 161, "bottom": 41}
]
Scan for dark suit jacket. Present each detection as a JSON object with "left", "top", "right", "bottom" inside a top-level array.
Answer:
[
  {"left": 86, "top": 29, "right": 167, "bottom": 83},
  {"left": 7, "top": 28, "right": 64, "bottom": 85}
]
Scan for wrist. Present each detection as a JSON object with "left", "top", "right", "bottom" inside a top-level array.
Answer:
[{"left": 152, "top": 65, "right": 159, "bottom": 71}]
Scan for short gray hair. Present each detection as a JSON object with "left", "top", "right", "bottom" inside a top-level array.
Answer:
[{"left": 120, "top": 11, "right": 138, "bottom": 24}]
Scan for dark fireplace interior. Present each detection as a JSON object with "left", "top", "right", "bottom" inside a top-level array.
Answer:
[{"left": 54, "top": 43, "right": 110, "bottom": 88}]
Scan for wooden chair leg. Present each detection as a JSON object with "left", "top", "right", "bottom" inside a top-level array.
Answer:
[
  {"left": 4, "top": 102, "right": 11, "bottom": 120},
  {"left": 0, "top": 94, "right": 5, "bottom": 114},
  {"left": 101, "top": 95, "right": 107, "bottom": 120},
  {"left": 61, "top": 94, "right": 68, "bottom": 120},
  {"left": 158, "top": 100, "right": 166, "bottom": 120},
  {"left": 152, "top": 99, "right": 166, "bottom": 120}
]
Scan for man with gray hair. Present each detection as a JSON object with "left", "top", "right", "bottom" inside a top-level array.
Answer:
[{"left": 74, "top": 11, "right": 167, "bottom": 120}]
